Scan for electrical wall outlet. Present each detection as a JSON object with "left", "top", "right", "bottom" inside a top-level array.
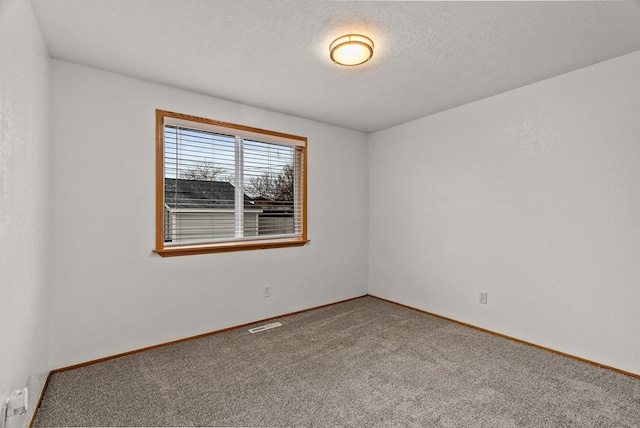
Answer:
[
  {"left": 479, "top": 292, "right": 488, "bottom": 305},
  {"left": 263, "top": 284, "right": 271, "bottom": 298},
  {"left": 2, "top": 387, "right": 28, "bottom": 428}
]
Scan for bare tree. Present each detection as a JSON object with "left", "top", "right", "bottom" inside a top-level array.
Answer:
[
  {"left": 181, "top": 161, "right": 227, "bottom": 181},
  {"left": 245, "top": 164, "right": 294, "bottom": 202}
]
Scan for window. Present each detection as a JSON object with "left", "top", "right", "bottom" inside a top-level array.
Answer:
[{"left": 155, "top": 110, "right": 308, "bottom": 256}]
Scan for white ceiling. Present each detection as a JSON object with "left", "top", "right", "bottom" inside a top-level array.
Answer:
[{"left": 31, "top": 0, "right": 640, "bottom": 133}]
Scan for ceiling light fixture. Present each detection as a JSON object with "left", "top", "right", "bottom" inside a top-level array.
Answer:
[{"left": 329, "top": 34, "right": 374, "bottom": 66}]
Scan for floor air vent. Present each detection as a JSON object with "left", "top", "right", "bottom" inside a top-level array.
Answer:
[{"left": 248, "top": 322, "right": 283, "bottom": 333}]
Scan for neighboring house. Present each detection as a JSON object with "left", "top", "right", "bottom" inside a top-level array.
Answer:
[
  {"left": 252, "top": 197, "right": 296, "bottom": 236},
  {"left": 164, "top": 178, "right": 262, "bottom": 243}
]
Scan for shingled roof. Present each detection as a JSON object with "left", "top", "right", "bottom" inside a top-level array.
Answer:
[{"left": 164, "top": 178, "right": 258, "bottom": 210}]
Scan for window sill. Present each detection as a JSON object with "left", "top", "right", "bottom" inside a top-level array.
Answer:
[{"left": 155, "top": 238, "right": 310, "bottom": 257}]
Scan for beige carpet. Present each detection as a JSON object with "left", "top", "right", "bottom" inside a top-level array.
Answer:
[{"left": 34, "top": 296, "right": 640, "bottom": 427}]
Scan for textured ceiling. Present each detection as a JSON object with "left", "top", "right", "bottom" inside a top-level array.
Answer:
[{"left": 31, "top": 0, "right": 640, "bottom": 133}]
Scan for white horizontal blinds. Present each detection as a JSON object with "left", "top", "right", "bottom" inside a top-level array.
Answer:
[
  {"left": 163, "top": 119, "right": 304, "bottom": 246},
  {"left": 164, "top": 116, "right": 306, "bottom": 148},
  {"left": 294, "top": 147, "right": 304, "bottom": 235},
  {"left": 234, "top": 136, "right": 244, "bottom": 239},
  {"left": 242, "top": 140, "right": 302, "bottom": 238},
  {"left": 164, "top": 125, "right": 237, "bottom": 244}
]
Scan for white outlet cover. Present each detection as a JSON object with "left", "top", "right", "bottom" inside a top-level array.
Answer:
[
  {"left": 4, "top": 388, "right": 28, "bottom": 419},
  {"left": 479, "top": 292, "right": 488, "bottom": 304}
]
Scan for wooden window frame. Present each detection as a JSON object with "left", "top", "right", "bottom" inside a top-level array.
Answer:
[{"left": 155, "top": 109, "right": 308, "bottom": 257}]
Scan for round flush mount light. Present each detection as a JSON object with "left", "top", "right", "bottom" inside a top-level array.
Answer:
[{"left": 329, "top": 34, "right": 374, "bottom": 66}]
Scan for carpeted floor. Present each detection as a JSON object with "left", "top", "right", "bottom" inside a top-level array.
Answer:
[{"left": 34, "top": 296, "right": 640, "bottom": 427}]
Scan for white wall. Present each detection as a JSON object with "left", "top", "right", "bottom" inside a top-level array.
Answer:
[
  {"left": 49, "top": 60, "right": 369, "bottom": 369},
  {"left": 0, "top": 0, "right": 50, "bottom": 425},
  {"left": 369, "top": 50, "right": 640, "bottom": 375}
]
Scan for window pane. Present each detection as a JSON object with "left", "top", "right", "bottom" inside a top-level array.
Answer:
[
  {"left": 164, "top": 126, "right": 237, "bottom": 244},
  {"left": 242, "top": 140, "right": 297, "bottom": 237}
]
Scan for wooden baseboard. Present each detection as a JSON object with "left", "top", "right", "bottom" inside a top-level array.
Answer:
[
  {"left": 51, "top": 294, "right": 368, "bottom": 374},
  {"left": 368, "top": 294, "right": 640, "bottom": 380}
]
